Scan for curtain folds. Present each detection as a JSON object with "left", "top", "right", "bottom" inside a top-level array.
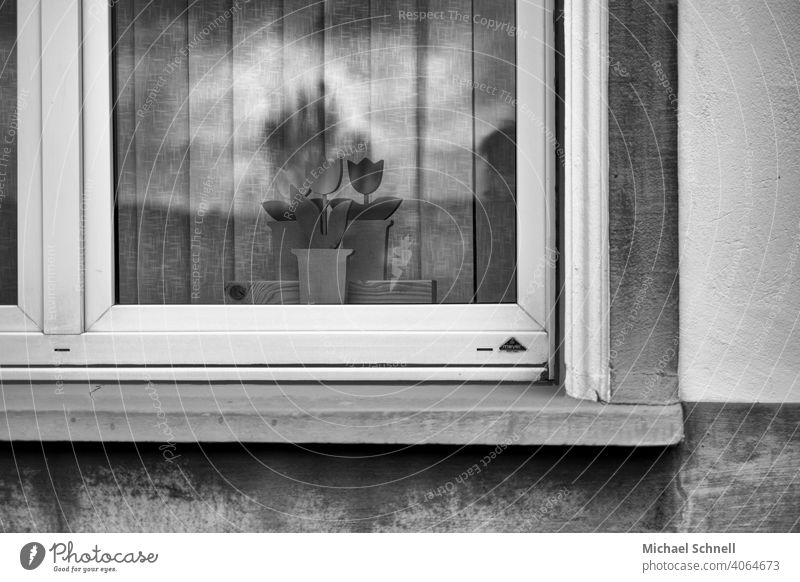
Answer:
[
  {"left": 0, "top": 0, "right": 17, "bottom": 305},
  {"left": 113, "top": 0, "right": 517, "bottom": 305}
]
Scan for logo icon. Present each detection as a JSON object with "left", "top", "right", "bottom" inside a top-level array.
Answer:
[
  {"left": 499, "top": 337, "right": 526, "bottom": 352},
  {"left": 20, "top": 542, "right": 46, "bottom": 570}
]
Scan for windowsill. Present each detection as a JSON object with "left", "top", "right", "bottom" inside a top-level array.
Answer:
[{"left": 0, "top": 381, "right": 682, "bottom": 446}]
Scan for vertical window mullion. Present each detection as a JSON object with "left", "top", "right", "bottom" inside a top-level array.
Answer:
[
  {"left": 16, "top": 0, "right": 43, "bottom": 330},
  {"left": 41, "top": 0, "right": 83, "bottom": 334},
  {"left": 83, "top": 0, "right": 115, "bottom": 328}
]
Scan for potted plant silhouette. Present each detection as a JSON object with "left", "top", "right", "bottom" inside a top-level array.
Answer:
[
  {"left": 290, "top": 159, "right": 354, "bottom": 304},
  {"left": 331, "top": 158, "right": 402, "bottom": 283},
  {"left": 261, "top": 159, "right": 351, "bottom": 283},
  {"left": 261, "top": 156, "right": 403, "bottom": 300}
]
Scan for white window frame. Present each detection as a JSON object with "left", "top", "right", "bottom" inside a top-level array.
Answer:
[
  {"left": 0, "top": 0, "right": 41, "bottom": 332},
  {"left": 1, "top": 0, "right": 609, "bottom": 402}
]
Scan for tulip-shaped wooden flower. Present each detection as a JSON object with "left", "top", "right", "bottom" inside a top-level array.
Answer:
[
  {"left": 336, "top": 158, "right": 402, "bottom": 221},
  {"left": 348, "top": 158, "right": 384, "bottom": 202},
  {"left": 310, "top": 158, "right": 343, "bottom": 201},
  {"left": 329, "top": 157, "right": 402, "bottom": 283},
  {"left": 309, "top": 158, "right": 345, "bottom": 235}
]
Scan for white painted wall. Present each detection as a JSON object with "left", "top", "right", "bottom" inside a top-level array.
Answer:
[{"left": 679, "top": 1, "right": 800, "bottom": 402}]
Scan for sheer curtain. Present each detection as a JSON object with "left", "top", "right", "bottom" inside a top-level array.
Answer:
[
  {"left": 0, "top": 0, "right": 16, "bottom": 305},
  {"left": 113, "top": 0, "right": 517, "bottom": 305}
]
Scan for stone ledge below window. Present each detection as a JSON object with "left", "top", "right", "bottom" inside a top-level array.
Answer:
[{"left": 0, "top": 382, "right": 683, "bottom": 446}]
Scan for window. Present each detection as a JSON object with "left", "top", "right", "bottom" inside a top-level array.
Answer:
[
  {"left": 112, "top": 0, "right": 521, "bottom": 308},
  {"left": 2, "top": 0, "right": 569, "bottom": 387},
  {"left": 0, "top": 0, "right": 629, "bottom": 444},
  {"left": 77, "top": 0, "right": 555, "bottom": 380}
]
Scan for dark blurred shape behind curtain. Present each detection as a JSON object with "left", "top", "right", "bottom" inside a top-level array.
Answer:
[
  {"left": 113, "top": 0, "right": 517, "bottom": 305},
  {"left": 0, "top": 0, "right": 17, "bottom": 305}
]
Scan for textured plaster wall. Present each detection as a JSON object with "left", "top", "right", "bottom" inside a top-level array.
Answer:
[
  {"left": 1, "top": 403, "right": 797, "bottom": 532},
  {"left": 679, "top": 1, "right": 800, "bottom": 402}
]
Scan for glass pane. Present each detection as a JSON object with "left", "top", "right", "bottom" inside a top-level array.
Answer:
[
  {"left": 0, "top": 0, "right": 17, "bottom": 305},
  {"left": 113, "top": 0, "right": 517, "bottom": 305}
]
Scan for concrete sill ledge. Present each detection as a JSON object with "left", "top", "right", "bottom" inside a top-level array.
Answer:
[{"left": 0, "top": 382, "right": 683, "bottom": 446}]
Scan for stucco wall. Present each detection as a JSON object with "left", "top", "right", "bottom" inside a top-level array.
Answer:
[
  {"left": 1, "top": 403, "right": 797, "bottom": 532},
  {"left": 679, "top": 1, "right": 800, "bottom": 402}
]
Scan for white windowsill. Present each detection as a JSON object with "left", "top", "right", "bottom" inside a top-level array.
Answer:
[{"left": 0, "top": 382, "right": 683, "bottom": 446}]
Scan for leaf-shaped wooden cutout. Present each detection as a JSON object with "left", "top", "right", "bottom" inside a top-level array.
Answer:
[
  {"left": 325, "top": 199, "right": 352, "bottom": 248},
  {"left": 345, "top": 197, "right": 403, "bottom": 221},
  {"left": 261, "top": 201, "right": 295, "bottom": 221},
  {"left": 293, "top": 196, "right": 324, "bottom": 247}
]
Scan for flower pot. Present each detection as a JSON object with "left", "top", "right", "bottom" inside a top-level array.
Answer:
[
  {"left": 267, "top": 221, "right": 307, "bottom": 281},
  {"left": 341, "top": 219, "right": 393, "bottom": 284},
  {"left": 291, "top": 248, "right": 353, "bottom": 304}
]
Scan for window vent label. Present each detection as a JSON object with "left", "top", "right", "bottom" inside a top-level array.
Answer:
[{"left": 499, "top": 338, "right": 526, "bottom": 352}]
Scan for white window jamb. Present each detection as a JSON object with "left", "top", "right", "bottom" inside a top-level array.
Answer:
[
  {"left": 41, "top": 0, "right": 83, "bottom": 335},
  {"left": 562, "top": 0, "right": 610, "bottom": 401}
]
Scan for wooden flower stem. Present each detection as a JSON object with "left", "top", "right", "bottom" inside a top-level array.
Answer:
[{"left": 321, "top": 194, "right": 328, "bottom": 235}]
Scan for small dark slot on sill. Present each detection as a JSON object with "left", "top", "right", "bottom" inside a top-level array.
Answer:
[
  {"left": 476, "top": 348, "right": 493, "bottom": 352},
  {"left": 53, "top": 348, "right": 71, "bottom": 352}
]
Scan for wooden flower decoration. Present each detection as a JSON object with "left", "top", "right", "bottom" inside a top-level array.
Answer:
[
  {"left": 327, "top": 157, "right": 400, "bottom": 221},
  {"left": 310, "top": 158, "right": 344, "bottom": 197},
  {"left": 294, "top": 196, "right": 352, "bottom": 249},
  {"left": 331, "top": 196, "right": 402, "bottom": 221},
  {"left": 348, "top": 158, "right": 384, "bottom": 201},
  {"left": 261, "top": 185, "right": 308, "bottom": 221}
]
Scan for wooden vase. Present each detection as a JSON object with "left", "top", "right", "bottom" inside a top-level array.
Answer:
[
  {"left": 291, "top": 248, "right": 353, "bottom": 304},
  {"left": 341, "top": 219, "right": 393, "bottom": 284},
  {"left": 266, "top": 221, "right": 307, "bottom": 281}
]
